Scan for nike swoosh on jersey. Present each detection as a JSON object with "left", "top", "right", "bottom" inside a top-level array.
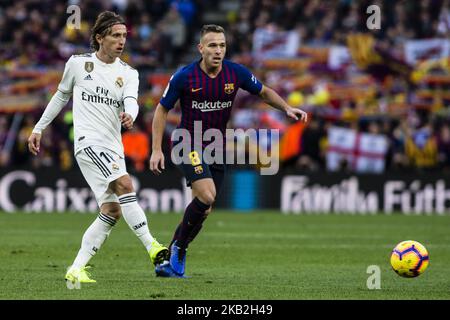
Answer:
[{"left": 191, "top": 87, "right": 202, "bottom": 92}]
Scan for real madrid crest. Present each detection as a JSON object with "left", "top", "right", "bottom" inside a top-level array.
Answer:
[
  {"left": 84, "top": 62, "right": 94, "bottom": 73},
  {"left": 224, "top": 83, "right": 234, "bottom": 94},
  {"left": 115, "top": 77, "right": 124, "bottom": 88}
]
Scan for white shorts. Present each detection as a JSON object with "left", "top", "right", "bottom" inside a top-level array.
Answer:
[{"left": 75, "top": 145, "right": 128, "bottom": 206}]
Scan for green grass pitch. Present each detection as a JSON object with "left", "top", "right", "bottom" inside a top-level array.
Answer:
[{"left": 1, "top": 211, "right": 450, "bottom": 300}]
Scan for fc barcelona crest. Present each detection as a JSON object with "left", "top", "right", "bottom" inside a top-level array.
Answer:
[
  {"left": 85, "top": 62, "right": 94, "bottom": 73},
  {"left": 115, "top": 77, "right": 124, "bottom": 88},
  {"left": 194, "top": 165, "right": 203, "bottom": 174},
  {"left": 224, "top": 83, "right": 234, "bottom": 94}
]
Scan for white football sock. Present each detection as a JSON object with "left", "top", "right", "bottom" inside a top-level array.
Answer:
[
  {"left": 118, "top": 193, "right": 155, "bottom": 251},
  {"left": 71, "top": 212, "right": 116, "bottom": 269}
]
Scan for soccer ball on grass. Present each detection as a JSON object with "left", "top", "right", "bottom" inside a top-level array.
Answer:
[{"left": 390, "top": 240, "right": 429, "bottom": 278}]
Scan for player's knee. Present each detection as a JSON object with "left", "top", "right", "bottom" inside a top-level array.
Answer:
[
  {"left": 198, "top": 191, "right": 215, "bottom": 206},
  {"left": 113, "top": 176, "right": 134, "bottom": 195}
]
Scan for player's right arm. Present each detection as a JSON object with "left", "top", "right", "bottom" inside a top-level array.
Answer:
[
  {"left": 149, "top": 103, "right": 168, "bottom": 174},
  {"left": 149, "top": 71, "right": 184, "bottom": 174},
  {"left": 28, "top": 57, "right": 75, "bottom": 155}
]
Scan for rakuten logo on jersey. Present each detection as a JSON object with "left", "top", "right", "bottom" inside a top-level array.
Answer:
[{"left": 192, "top": 100, "right": 232, "bottom": 112}]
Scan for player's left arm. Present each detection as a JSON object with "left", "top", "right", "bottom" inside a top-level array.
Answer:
[
  {"left": 121, "top": 68, "right": 140, "bottom": 129},
  {"left": 237, "top": 63, "right": 307, "bottom": 122},
  {"left": 259, "top": 85, "right": 308, "bottom": 122},
  {"left": 121, "top": 98, "right": 138, "bottom": 129}
]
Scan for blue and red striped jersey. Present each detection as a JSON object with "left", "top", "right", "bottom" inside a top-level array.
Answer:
[{"left": 160, "top": 59, "right": 263, "bottom": 147}]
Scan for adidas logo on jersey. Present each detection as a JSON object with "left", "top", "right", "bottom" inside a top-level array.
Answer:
[{"left": 84, "top": 74, "right": 93, "bottom": 80}]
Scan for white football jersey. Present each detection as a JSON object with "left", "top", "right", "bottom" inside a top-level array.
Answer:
[{"left": 58, "top": 52, "right": 139, "bottom": 157}]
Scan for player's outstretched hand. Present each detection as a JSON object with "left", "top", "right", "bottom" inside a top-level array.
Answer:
[
  {"left": 286, "top": 107, "right": 308, "bottom": 122},
  {"left": 28, "top": 132, "right": 41, "bottom": 155},
  {"left": 120, "top": 112, "right": 134, "bottom": 129},
  {"left": 149, "top": 150, "right": 165, "bottom": 175}
]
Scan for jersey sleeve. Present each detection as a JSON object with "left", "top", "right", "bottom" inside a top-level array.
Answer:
[
  {"left": 57, "top": 56, "right": 76, "bottom": 94},
  {"left": 123, "top": 68, "right": 139, "bottom": 101},
  {"left": 235, "top": 64, "right": 263, "bottom": 95},
  {"left": 159, "top": 70, "right": 185, "bottom": 110}
]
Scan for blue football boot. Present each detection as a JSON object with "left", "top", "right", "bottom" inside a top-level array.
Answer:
[
  {"left": 155, "top": 261, "right": 185, "bottom": 278},
  {"left": 170, "top": 241, "right": 187, "bottom": 276}
]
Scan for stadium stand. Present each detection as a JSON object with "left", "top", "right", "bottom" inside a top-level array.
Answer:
[{"left": 1, "top": 0, "right": 449, "bottom": 173}]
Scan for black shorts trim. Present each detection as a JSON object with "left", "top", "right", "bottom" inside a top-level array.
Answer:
[{"left": 84, "top": 147, "right": 111, "bottom": 178}]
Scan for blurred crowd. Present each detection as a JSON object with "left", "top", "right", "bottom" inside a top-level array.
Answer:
[{"left": 1, "top": 0, "right": 450, "bottom": 173}]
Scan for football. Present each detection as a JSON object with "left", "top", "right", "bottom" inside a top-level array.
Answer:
[{"left": 390, "top": 240, "right": 429, "bottom": 278}]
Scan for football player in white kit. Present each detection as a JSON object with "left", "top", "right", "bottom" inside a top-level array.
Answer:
[{"left": 27, "top": 11, "right": 168, "bottom": 285}]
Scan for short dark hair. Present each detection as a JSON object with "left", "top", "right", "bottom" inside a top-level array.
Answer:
[
  {"left": 90, "top": 11, "right": 125, "bottom": 51},
  {"left": 200, "top": 24, "right": 225, "bottom": 40}
]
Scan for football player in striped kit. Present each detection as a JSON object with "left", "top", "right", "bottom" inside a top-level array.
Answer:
[{"left": 150, "top": 24, "right": 308, "bottom": 277}]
